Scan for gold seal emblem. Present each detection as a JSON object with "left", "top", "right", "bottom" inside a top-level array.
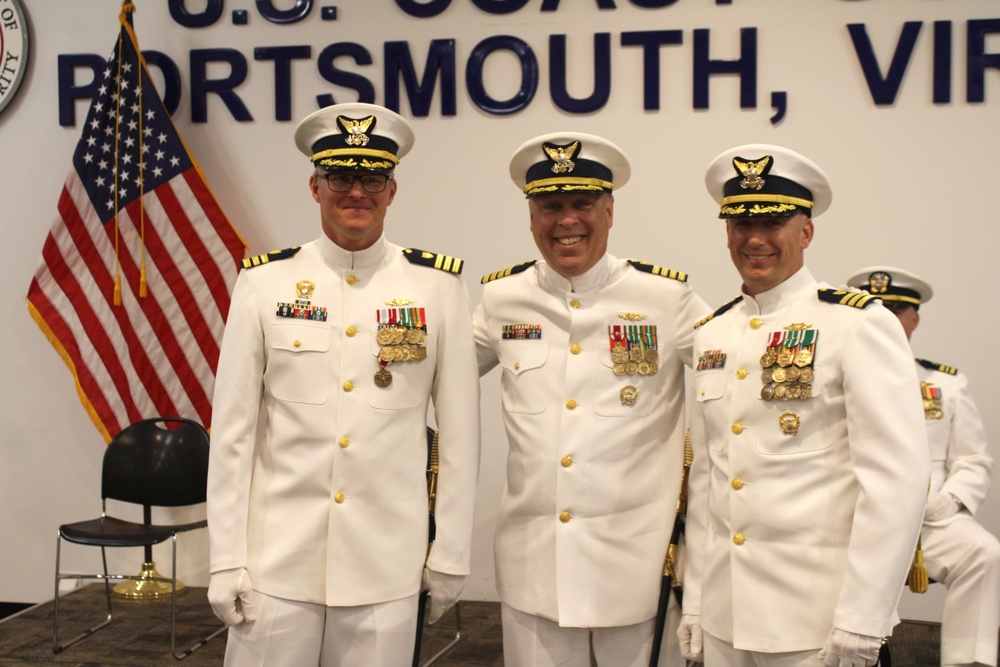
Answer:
[
  {"left": 543, "top": 140, "right": 580, "bottom": 174},
  {"left": 733, "top": 156, "right": 770, "bottom": 191},
  {"left": 867, "top": 271, "right": 891, "bottom": 294},
  {"left": 778, "top": 411, "right": 800, "bottom": 435},
  {"left": 620, "top": 385, "right": 639, "bottom": 407},
  {"left": 296, "top": 280, "right": 316, "bottom": 299},
  {"left": 339, "top": 114, "right": 374, "bottom": 146}
]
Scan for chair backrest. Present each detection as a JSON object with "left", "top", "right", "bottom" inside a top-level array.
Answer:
[{"left": 101, "top": 417, "right": 210, "bottom": 507}]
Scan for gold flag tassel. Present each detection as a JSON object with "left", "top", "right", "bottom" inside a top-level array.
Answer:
[{"left": 908, "top": 535, "right": 929, "bottom": 593}]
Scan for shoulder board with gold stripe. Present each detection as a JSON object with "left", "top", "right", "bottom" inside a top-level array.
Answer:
[
  {"left": 817, "top": 288, "right": 877, "bottom": 309},
  {"left": 481, "top": 260, "right": 537, "bottom": 284},
  {"left": 403, "top": 248, "right": 464, "bottom": 275},
  {"left": 627, "top": 260, "right": 688, "bottom": 283},
  {"left": 917, "top": 358, "right": 958, "bottom": 375},
  {"left": 695, "top": 295, "right": 743, "bottom": 329},
  {"left": 241, "top": 246, "right": 301, "bottom": 270}
]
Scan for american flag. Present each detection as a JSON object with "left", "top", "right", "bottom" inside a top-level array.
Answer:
[{"left": 26, "top": 3, "right": 246, "bottom": 443}]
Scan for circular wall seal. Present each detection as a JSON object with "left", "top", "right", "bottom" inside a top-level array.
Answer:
[{"left": 0, "top": 0, "right": 29, "bottom": 115}]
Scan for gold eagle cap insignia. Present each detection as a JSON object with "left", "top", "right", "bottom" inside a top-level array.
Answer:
[
  {"left": 733, "top": 155, "right": 770, "bottom": 191},
  {"left": 338, "top": 115, "right": 374, "bottom": 146},
  {"left": 544, "top": 141, "right": 580, "bottom": 174}
]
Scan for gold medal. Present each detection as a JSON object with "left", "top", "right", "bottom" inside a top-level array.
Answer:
[
  {"left": 787, "top": 383, "right": 802, "bottom": 399},
  {"left": 761, "top": 351, "right": 777, "bottom": 368},
  {"left": 644, "top": 349, "right": 659, "bottom": 364},
  {"left": 784, "top": 366, "right": 801, "bottom": 382},
  {"left": 611, "top": 348, "right": 629, "bottom": 364},
  {"left": 613, "top": 363, "right": 627, "bottom": 376},
  {"left": 405, "top": 329, "right": 422, "bottom": 344},
  {"left": 638, "top": 361, "right": 651, "bottom": 375},
  {"left": 761, "top": 368, "right": 774, "bottom": 384},
  {"left": 777, "top": 350, "right": 794, "bottom": 367},
  {"left": 630, "top": 347, "right": 644, "bottom": 363},
  {"left": 794, "top": 348, "right": 813, "bottom": 367},
  {"left": 413, "top": 347, "right": 427, "bottom": 361},
  {"left": 773, "top": 384, "right": 787, "bottom": 399},
  {"left": 374, "top": 367, "right": 392, "bottom": 387},
  {"left": 799, "top": 383, "right": 812, "bottom": 399},
  {"left": 626, "top": 361, "right": 640, "bottom": 375},
  {"left": 771, "top": 367, "right": 787, "bottom": 383},
  {"left": 379, "top": 347, "right": 394, "bottom": 363},
  {"left": 798, "top": 367, "right": 814, "bottom": 383},
  {"left": 778, "top": 411, "right": 800, "bottom": 436},
  {"left": 647, "top": 362, "right": 658, "bottom": 375},
  {"left": 761, "top": 384, "right": 775, "bottom": 400},
  {"left": 377, "top": 328, "right": 395, "bottom": 345}
]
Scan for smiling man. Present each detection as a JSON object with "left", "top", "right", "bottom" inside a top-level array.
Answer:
[
  {"left": 206, "top": 103, "right": 481, "bottom": 667},
  {"left": 679, "top": 145, "right": 929, "bottom": 667},
  {"left": 473, "top": 132, "right": 709, "bottom": 667}
]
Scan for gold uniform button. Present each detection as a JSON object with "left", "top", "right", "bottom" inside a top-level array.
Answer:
[
  {"left": 750, "top": 318, "right": 762, "bottom": 330},
  {"left": 569, "top": 299, "right": 581, "bottom": 308},
  {"left": 561, "top": 456, "right": 573, "bottom": 468},
  {"left": 346, "top": 274, "right": 358, "bottom": 285},
  {"left": 570, "top": 343, "right": 581, "bottom": 355},
  {"left": 559, "top": 511, "right": 571, "bottom": 523},
  {"left": 733, "top": 533, "right": 745, "bottom": 545},
  {"left": 566, "top": 399, "right": 578, "bottom": 410},
  {"left": 731, "top": 422, "right": 743, "bottom": 435},
  {"left": 293, "top": 339, "right": 302, "bottom": 348},
  {"left": 343, "top": 381, "right": 354, "bottom": 392},
  {"left": 339, "top": 437, "right": 350, "bottom": 448},
  {"left": 731, "top": 477, "right": 744, "bottom": 490},
  {"left": 514, "top": 362, "right": 520, "bottom": 370},
  {"left": 345, "top": 326, "right": 357, "bottom": 337},
  {"left": 334, "top": 492, "right": 345, "bottom": 504},
  {"left": 736, "top": 368, "right": 747, "bottom": 380}
]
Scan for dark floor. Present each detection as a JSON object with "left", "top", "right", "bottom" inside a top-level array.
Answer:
[{"left": 0, "top": 584, "right": 946, "bottom": 666}]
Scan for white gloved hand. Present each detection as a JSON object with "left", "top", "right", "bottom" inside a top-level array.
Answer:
[
  {"left": 677, "top": 614, "right": 704, "bottom": 661},
  {"left": 818, "top": 628, "right": 882, "bottom": 667},
  {"left": 924, "top": 491, "right": 961, "bottom": 522},
  {"left": 422, "top": 567, "right": 466, "bottom": 624},
  {"left": 208, "top": 567, "right": 256, "bottom": 626}
]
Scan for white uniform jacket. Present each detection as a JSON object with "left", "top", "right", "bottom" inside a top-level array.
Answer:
[
  {"left": 473, "top": 254, "right": 709, "bottom": 628},
  {"left": 917, "top": 358, "right": 992, "bottom": 510},
  {"left": 684, "top": 267, "right": 928, "bottom": 652},
  {"left": 207, "top": 234, "right": 481, "bottom": 606}
]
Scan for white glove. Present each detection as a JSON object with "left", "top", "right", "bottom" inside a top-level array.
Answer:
[
  {"left": 208, "top": 567, "right": 256, "bottom": 626},
  {"left": 422, "top": 567, "right": 466, "bottom": 624},
  {"left": 677, "top": 614, "right": 704, "bottom": 661},
  {"left": 818, "top": 628, "right": 882, "bottom": 667},
  {"left": 924, "top": 491, "right": 961, "bottom": 522}
]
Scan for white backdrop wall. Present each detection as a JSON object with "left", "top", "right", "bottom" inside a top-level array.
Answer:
[{"left": 2, "top": 1, "right": 998, "bottom": 626}]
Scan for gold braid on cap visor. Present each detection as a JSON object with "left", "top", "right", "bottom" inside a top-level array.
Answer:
[
  {"left": 877, "top": 294, "right": 922, "bottom": 306},
  {"left": 720, "top": 193, "right": 813, "bottom": 209},
  {"left": 523, "top": 176, "right": 613, "bottom": 196},
  {"left": 311, "top": 147, "right": 399, "bottom": 164}
]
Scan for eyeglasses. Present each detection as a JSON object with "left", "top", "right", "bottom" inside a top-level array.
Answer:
[{"left": 318, "top": 172, "right": 391, "bottom": 193}]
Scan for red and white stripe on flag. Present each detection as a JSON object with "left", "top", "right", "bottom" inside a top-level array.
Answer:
[{"left": 26, "top": 3, "right": 246, "bottom": 443}]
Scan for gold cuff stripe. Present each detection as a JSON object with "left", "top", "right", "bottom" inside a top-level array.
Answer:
[
  {"left": 523, "top": 176, "right": 613, "bottom": 195},
  {"left": 721, "top": 193, "right": 813, "bottom": 208},
  {"left": 311, "top": 147, "right": 399, "bottom": 163}
]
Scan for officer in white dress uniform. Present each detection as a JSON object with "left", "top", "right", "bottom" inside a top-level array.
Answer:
[
  {"left": 206, "top": 103, "right": 481, "bottom": 667},
  {"left": 679, "top": 145, "right": 929, "bottom": 667},
  {"left": 474, "top": 132, "right": 709, "bottom": 667},
  {"left": 847, "top": 266, "right": 1000, "bottom": 667}
]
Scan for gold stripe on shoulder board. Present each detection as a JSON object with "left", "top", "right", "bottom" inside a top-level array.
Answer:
[
  {"left": 695, "top": 295, "right": 744, "bottom": 329},
  {"left": 481, "top": 260, "right": 537, "bottom": 284},
  {"left": 817, "top": 288, "right": 876, "bottom": 309},
  {"left": 627, "top": 260, "right": 688, "bottom": 282},
  {"left": 241, "top": 246, "right": 301, "bottom": 269},
  {"left": 403, "top": 248, "right": 464, "bottom": 275}
]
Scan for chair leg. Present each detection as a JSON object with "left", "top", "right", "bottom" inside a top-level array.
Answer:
[
  {"left": 420, "top": 600, "right": 462, "bottom": 667},
  {"left": 53, "top": 534, "right": 113, "bottom": 654},
  {"left": 169, "top": 534, "right": 226, "bottom": 660}
]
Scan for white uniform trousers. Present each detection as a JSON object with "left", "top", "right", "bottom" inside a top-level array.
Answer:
[
  {"left": 223, "top": 591, "right": 419, "bottom": 667},
  {"left": 922, "top": 512, "right": 1000, "bottom": 667},
  {"left": 501, "top": 598, "right": 684, "bottom": 667},
  {"left": 703, "top": 630, "right": 824, "bottom": 667}
]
